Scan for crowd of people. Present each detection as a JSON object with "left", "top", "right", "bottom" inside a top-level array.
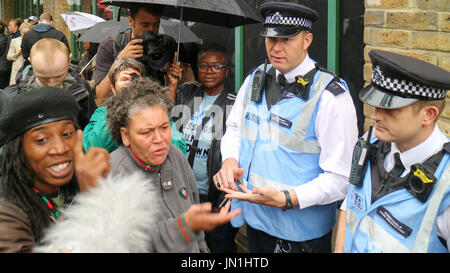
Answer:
[{"left": 0, "top": 1, "right": 448, "bottom": 254}]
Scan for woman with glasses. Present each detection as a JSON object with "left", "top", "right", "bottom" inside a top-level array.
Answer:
[{"left": 169, "top": 44, "right": 239, "bottom": 253}]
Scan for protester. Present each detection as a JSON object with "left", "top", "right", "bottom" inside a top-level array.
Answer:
[
  {"left": 0, "top": 86, "right": 110, "bottom": 252},
  {"left": 27, "top": 16, "right": 38, "bottom": 27},
  {"left": 170, "top": 43, "right": 239, "bottom": 252},
  {"left": 214, "top": 2, "right": 358, "bottom": 253},
  {"left": 334, "top": 50, "right": 450, "bottom": 253},
  {"left": 0, "top": 21, "right": 11, "bottom": 89},
  {"left": 93, "top": 3, "right": 193, "bottom": 104},
  {"left": 83, "top": 58, "right": 186, "bottom": 154},
  {"left": 7, "top": 18, "right": 21, "bottom": 39},
  {"left": 7, "top": 22, "right": 32, "bottom": 85},
  {"left": 3, "top": 38, "right": 97, "bottom": 130},
  {"left": 21, "top": 13, "right": 70, "bottom": 64},
  {"left": 105, "top": 78, "right": 241, "bottom": 252}
]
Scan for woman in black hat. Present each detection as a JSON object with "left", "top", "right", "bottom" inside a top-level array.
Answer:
[{"left": 0, "top": 86, "right": 110, "bottom": 252}]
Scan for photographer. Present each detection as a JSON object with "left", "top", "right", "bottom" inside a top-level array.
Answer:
[{"left": 93, "top": 3, "right": 193, "bottom": 104}]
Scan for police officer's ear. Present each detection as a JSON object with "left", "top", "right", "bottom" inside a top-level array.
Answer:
[
  {"left": 302, "top": 31, "right": 313, "bottom": 51},
  {"left": 420, "top": 105, "right": 440, "bottom": 127}
]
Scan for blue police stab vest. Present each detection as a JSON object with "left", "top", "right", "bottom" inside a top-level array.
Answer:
[
  {"left": 345, "top": 138, "right": 450, "bottom": 253},
  {"left": 231, "top": 63, "right": 346, "bottom": 241}
]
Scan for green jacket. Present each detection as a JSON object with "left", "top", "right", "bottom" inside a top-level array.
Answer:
[{"left": 82, "top": 106, "right": 187, "bottom": 154}]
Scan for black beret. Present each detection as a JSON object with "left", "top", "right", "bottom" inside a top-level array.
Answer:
[
  {"left": 259, "top": 2, "right": 319, "bottom": 38},
  {"left": 0, "top": 86, "right": 80, "bottom": 146},
  {"left": 360, "top": 50, "right": 450, "bottom": 109}
]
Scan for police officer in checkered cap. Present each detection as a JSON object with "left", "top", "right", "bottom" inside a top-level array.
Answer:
[
  {"left": 214, "top": 2, "right": 359, "bottom": 252},
  {"left": 335, "top": 50, "right": 450, "bottom": 253}
]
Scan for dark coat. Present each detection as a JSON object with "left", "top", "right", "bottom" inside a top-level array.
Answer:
[
  {"left": 0, "top": 34, "right": 11, "bottom": 73},
  {"left": 21, "top": 24, "right": 70, "bottom": 62}
]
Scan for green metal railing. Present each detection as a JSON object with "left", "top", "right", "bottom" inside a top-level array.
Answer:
[{"left": 327, "top": 0, "right": 340, "bottom": 74}]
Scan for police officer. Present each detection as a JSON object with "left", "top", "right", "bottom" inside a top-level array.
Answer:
[
  {"left": 213, "top": 2, "right": 358, "bottom": 253},
  {"left": 335, "top": 50, "right": 450, "bottom": 253}
]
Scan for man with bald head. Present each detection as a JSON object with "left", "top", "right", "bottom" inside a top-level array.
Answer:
[
  {"left": 21, "top": 13, "right": 70, "bottom": 63},
  {"left": 3, "top": 38, "right": 96, "bottom": 129}
]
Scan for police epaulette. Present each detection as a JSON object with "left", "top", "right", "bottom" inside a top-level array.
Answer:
[
  {"left": 444, "top": 142, "right": 450, "bottom": 154},
  {"left": 325, "top": 80, "right": 346, "bottom": 96}
]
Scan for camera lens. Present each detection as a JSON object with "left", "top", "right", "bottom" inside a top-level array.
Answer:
[{"left": 409, "top": 175, "right": 426, "bottom": 194}]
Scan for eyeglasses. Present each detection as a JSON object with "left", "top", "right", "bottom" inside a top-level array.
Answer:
[{"left": 198, "top": 64, "right": 228, "bottom": 73}]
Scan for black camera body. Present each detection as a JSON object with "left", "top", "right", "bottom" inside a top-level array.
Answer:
[
  {"left": 134, "top": 31, "right": 176, "bottom": 71},
  {"left": 407, "top": 164, "right": 437, "bottom": 203}
]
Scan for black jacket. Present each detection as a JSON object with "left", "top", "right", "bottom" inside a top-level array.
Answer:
[
  {"left": 173, "top": 81, "right": 236, "bottom": 206},
  {"left": 0, "top": 34, "right": 11, "bottom": 73},
  {"left": 21, "top": 24, "right": 70, "bottom": 63}
]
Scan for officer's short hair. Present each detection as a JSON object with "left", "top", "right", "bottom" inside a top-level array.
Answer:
[{"left": 412, "top": 100, "right": 445, "bottom": 120}]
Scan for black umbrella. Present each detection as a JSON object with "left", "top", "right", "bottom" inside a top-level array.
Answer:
[
  {"left": 99, "top": 0, "right": 263, "bottom": 62},
  {"left": 77, "top": 18, "right": 201, "bottom": 43},
  {"left": 99, "top": 0, "right": 263, "bottom": 28}
]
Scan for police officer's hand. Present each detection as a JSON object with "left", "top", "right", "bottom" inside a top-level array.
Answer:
[
  {"left": 222, "top": 184, "right": 287, "bottom": 208},
  {"left": 73, "top": 130, "right": 110, "bottom": 192},
  {"left": 213, "top": 158, "right": 244, "bottom": 191},
  {"left": 116, "top": 38, "right": 144, "bottom": 60},
  {"left": 183, "top": 200, "right": 241, "bottom": 232}
]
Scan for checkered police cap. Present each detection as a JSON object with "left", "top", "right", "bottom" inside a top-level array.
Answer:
[
  {"left": 360, "top": 50, "right": 450, "bottom": 109},
  {"left": 264, "top": 11, "right": 313, "bottom": 30},
  {"left": 259, "top": 2, "right": 319, "bottom": 38},
  {"left": 372, "top": 65, "right": 446, "bottom": 100}
]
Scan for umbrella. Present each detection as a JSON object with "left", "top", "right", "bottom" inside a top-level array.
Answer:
[
  {"left": 99, "top": 0, "right": 262, "bottom": 62},
  {"left": 60, "top": 11, "right": 105, "bottom": 36},
  {"left": 99, "top": 0, "right": 263, "bottom": 28},
  {"left": 77, "top": 18, "right": 201, "bottom": 43}
]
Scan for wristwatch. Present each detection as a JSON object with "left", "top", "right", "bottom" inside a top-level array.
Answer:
[{"left": 281, "top": 190, "right": 294, "bottom": 211}]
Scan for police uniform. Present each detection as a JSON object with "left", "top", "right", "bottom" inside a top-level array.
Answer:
[
  {"left": 221, "top": 2, "right": 358, "bottom": 252},
  {"left": 343, "top": 50, "right": 450, "bottom": 252}
]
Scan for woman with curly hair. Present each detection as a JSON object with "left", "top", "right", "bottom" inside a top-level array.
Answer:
[
  {"left": 0, "top": 87, "right": 109, "bottom": 252},
  {"left": 105, "top": 78, "right": 241, "bottom": 253}
]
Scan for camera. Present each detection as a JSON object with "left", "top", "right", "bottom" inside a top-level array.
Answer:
[
  {"left": 407, "top": 163, "right": 436, "bottom": 203},
  {"left": 130, "top": 72, "right": 139, "bottom": 81},
  {"left": 134, "top": 31, "right": 176, "bottom": 71}
]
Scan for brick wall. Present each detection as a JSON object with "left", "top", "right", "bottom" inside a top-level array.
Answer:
[
  {"left": 43, "top": 0, "right": 72, "bottom": 49},
  {"left": 363, "top": 0, "right": 450, "bottom": 135},
  {"left": 42, "top": 0, "right": 93, "bottom": 52}
]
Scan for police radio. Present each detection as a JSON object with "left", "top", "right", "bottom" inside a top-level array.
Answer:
[
  {"left": 349, "top": 127, "right": 373, "bottom": 187},
  {"left": 251, "top": 59, "right": 268, "bottom": 103}
]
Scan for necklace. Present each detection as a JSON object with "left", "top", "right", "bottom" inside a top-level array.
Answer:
[
  {"left": 128, "top": 147, "right": 160, "bottom": 173},
  {"left": 33, "top": 187, "right": 62, "bottom": 222}
]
